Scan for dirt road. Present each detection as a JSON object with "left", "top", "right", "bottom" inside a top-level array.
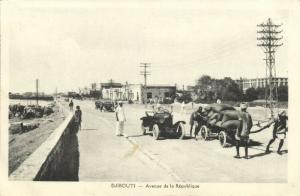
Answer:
[{"left": 74, "top": 100, "right": 287, "bottom": 182}]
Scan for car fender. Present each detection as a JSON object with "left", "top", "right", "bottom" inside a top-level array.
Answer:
[{"left": 173, "top": 121, "right": 186, "bottom": 127}]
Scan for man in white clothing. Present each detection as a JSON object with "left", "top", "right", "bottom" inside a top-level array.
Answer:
[{"left": 115, "top": 101, "right": 126, "bottom": 136}]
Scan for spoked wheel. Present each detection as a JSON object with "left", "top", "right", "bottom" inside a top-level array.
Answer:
[
  {"left": 152, "top": 124, "right": 161, "bottom": 140},
  {"left": 141, "top": 123, "right": 146, "bottom": 135},
  {"left": 177, "top": 122, "right": 185, "bottom": 140},
  {"left": 219, "top": 131, "right": 229, "bottom": 148},
  {"left": 200, "top": 125, "right": 210, "bottom": 140}
]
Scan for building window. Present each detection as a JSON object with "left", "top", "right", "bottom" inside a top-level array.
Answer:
[
  {"left": 147, "top": 92, "right": 152, "bottom": 99},
  {"left": 164, "top": 92, "right": 170, "bottom": 97}
]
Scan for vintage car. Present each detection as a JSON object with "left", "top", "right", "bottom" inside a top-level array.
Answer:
[
  {"left": 95, "top": 99, "right": 115, "bottom": 112},
  {"left": 140, "top": 108, "right": 186, "bottom": 140}
]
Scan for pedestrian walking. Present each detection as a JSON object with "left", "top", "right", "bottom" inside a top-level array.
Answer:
[
  {"left": 234, "top": 103, "right": 253, "bottom": 159},
  {"left": 115, "top": 101, "right": 126, "bottom": 136},
  {"left": 74, "top": 105, "right": 82, "bottom": 131},
  {"left": 69, "top": 100, "right": 74, "bottom": 111},
  {"left": 265, "top": 111, "right": 288, "bottom": 155}
]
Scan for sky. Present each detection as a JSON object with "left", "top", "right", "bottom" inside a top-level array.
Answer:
[{"left": 6, "top": 1, "right": 290, "bottom": 93}]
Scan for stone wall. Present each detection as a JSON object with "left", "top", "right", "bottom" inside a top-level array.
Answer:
[{"left": 9, "top": 111, "right": 80, "bottom": 181}]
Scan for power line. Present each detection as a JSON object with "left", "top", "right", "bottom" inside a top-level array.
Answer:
[
  {"left": 257, "top": 18, "right": 283, "bottom": 118},
  {"left": 36, "top": 79, "right": 39, "bottom": 106},
  {"left": 140, "top": 63, "right": 151, "bottom": 87},
  {"left": 140, "top": 63, "right": 151, "bottom": 104}
]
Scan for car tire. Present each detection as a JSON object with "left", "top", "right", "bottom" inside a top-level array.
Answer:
[
  {"left": 177, "top": 122, "right": 185, "bottom": 140},
  {"left": 219, "top": 131, "right": 229, "bottom": 148},
  {"left": 141, "top": 124, "right": 146, "bottom": 135},
  {"left": 152, "top": 124, "right": 160, "bottom": 140},
  {"left": 200, "top": 125, "right": 210, "bottom": 140}
]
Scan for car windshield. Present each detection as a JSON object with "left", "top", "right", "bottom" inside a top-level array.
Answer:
[{"left": 156, "top": 107, "right": 170, "bottom": 113}]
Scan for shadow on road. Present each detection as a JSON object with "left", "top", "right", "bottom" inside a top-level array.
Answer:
[
  {"left": 36, "top": 124, "right": 80, "bottom": 181},
  {"left": 249, "top": 149, "right": 288, "bottom": 159},
  {"left": 80, "top": 128, "right": 98, "bottom": 131},
  {"left": 248, "top": 140, "right": 263, "bottom": 147},
  {"left": 127, "top": 133, "right": 152, "bottom": 138}
]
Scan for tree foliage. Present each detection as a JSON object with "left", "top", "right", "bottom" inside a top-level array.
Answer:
[
  {"left": 194, "top": 75, "right": 243, "bottom": 102},
  {"left": 193, "top": 75, "right": 288, "bottom": 102}
]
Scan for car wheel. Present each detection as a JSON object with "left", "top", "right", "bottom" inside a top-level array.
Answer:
[
  {"left": 152, "top": 124, "right": 160, "bottom": 140},
  {"left": 141, "top": 123, "right": 146, "bottom": 135},
  {"left": 177, "top": 122, "right": 185, "bottom": 139},
  {"left": 219, "top": 131, "right": 229, "bottom": 148},
  {"left": 200, "top": 125, "right": 210, "bottom": 140}
]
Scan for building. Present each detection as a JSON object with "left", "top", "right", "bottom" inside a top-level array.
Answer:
[
  {"left": 126, "top": 84, "right": 176, "bottom": 103},
  {"left": 101, "top": 82, "right": 124, "bottom": 100},
  {"left": 88, "top": 81, "right": 176, "bottom": 103},
  {"left": 79, "top": 87, "right": 90, "bottom": 96},
  {"left": 236, "top": 77, "right": 288, "bottom": 91},
  {"left": 126, "top": 84, "right": 142, "bottom": 102}
]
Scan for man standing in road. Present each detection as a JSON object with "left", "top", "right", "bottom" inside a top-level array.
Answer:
[
  {"left": 74, "top": 105, "right": 82, "bottom": 131},
  {"left": 69, "top": 100, "right": 74, "bottom": 111},
  {"left": 115, "top": 101, "right": 126, "bottom": 136},
  {"left": 189, "top": 106, "right": 205, "bottom": 139},
  {"left": 234, "top": 103, "right": 253, "bottom": 159},
  {"left": 265, "top": 111, "right": 288, "bottom": 155}
]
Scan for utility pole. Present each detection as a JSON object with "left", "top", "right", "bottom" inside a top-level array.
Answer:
[
  {"left": 55, "top": 87, "right": 58, "bottom": 100},
  {"left": 109, "top": 79, "right": 114, "bottom": 100},
  {"left": 257, "top": 18, "right": 283, "bottom": 118},
  {"left": 36, "top": 79, "right": 39, "bottom": 106},
  {"left": 140, "top": 63, "right": 151, "bottom": 104},
  {"left": 125, "top": 81, "right": 129, "bottom": 100}
]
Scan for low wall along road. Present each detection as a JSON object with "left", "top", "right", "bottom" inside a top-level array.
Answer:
[{"left": 9, "top": 106, "right": 80, "bottom": 181}]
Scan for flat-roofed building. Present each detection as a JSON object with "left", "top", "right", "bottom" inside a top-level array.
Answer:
[
  {"left": 236, "top": 77, "right": 288, "bottom": 91},
  {"left": 126, "top": 84, "right": 176, "bottom": 103}
]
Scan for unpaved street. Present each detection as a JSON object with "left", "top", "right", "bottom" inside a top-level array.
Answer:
[{"left": 74, "top": 100, "right": 287, "bottom": 182}]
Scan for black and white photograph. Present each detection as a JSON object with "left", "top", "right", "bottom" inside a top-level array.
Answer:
[{"left": 1, "top": 0, "right": 300, "bottom": 196}]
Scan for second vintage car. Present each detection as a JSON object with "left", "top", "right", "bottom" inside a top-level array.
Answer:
[
  {"left": 140, "top": 108, "right": 186, "bottom": 140},
  {"left": 95, "top": 99, "right": 115, "bottom": 112}
]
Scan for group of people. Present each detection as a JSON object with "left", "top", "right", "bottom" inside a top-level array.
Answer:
[
  {"left": 188, "top": 101, "right": 288, "bottom": 159},
  {"left": 69, "top": 98, "right": 288, "bottom": 159},
  {"left": 69, "top": 99, "right": 126, "bottom": 136}
]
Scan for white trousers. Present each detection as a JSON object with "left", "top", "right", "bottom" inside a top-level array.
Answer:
[{"left": 116, "top": 121, "right": 125, "bottom": 135}]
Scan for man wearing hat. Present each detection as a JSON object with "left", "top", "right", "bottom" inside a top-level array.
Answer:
[
  {"left": 115, "top": 101, "right": 126, "bottom": 136},
  {"left": 234, "top": 103, "right": 253, "bottom": 159},
  {"left": 266, "top": 110, "right": 288, "bottom": 155}
]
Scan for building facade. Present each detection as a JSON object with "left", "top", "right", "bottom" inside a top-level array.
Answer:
[
  {"left": 125, "top": 84, "right": 176, "bottom": 103},
  {"left": 101, "top": 82, "right": 124, "bottom": 100},
  {"left": 88, "top": 81, "right": 176, "bottom": 102},
  {"left": 236, "top": 77, "right": 288, "bottom": 91}
]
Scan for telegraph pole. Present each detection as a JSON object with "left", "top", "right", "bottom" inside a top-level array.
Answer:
[
  {"left": 257, "top": 18, "right": 283, "bottom": 118},
  {"left": 109, "top": 79, "right": 114, "bottom": 100},
  {"left": 55, "top": 87, "right": 58, "bottom": 100},
  {"left": 140, "top": 63, "right": 151, "bottom": 104},
  {"left": 36, "top": 79, "right": 39, "bottom": 106}
]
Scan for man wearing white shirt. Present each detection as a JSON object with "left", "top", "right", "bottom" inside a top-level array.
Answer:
[{"left": 115, "top": 102, "right": 126, "bottom": 136}]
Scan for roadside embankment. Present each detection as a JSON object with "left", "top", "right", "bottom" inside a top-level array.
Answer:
[{"left": 9, "top": 103, "right": 80, "bottom": 181}]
